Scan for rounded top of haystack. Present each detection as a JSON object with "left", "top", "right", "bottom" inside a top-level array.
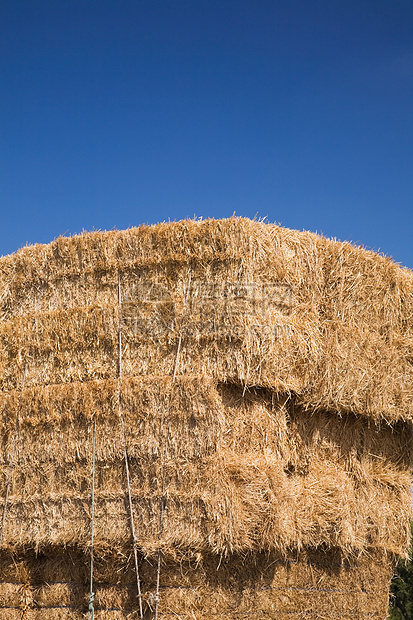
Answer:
[{"left": 1, "top": 216, "right": 412, "bottom": 422}]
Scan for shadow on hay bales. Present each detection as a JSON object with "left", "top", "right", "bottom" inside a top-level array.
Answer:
[{"left": 0, "top": 546, "right": 393, "bottom": 618}]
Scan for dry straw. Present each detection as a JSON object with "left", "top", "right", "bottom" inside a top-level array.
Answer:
[{"left": 0, "top": 217, "right": 412, "bottom": 618}]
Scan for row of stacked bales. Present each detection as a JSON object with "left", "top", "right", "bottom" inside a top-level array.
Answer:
[{"left": 0, "top": 217, "right": 412, "bottom": 618}]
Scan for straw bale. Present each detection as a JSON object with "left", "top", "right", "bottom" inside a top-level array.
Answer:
[
  {"left": 303, "top": 235, "right": 413, "bottom": 418},
  {"left": 0, "top": 217, "right": 323, "bottom": 402},
  {"left": 0, "top": 547, "right": 395, "bottom": 618},
  {"left": 0, "top": 219, "right": 320, "bottom": 295},
  {"left": 0, "top": 217, "right": 412, "bottom": 616},
  {"left": 0, "top": 217, "right": 412, "bottom": 419},
  {"left": 0, "top": 378, "right": 411, "bottom": 558},
  {"left": 0, "top": 270, "right": 319, "bottom": 394}
]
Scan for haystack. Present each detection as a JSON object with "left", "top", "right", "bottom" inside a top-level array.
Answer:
[{"left": 0, "top": 217, "right": 412, "bottom": 619}]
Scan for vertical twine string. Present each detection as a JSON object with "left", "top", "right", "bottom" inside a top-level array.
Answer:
[
  {"left": 154, "top": 267, "right": 192, "bottom": 620},
  {"left": 0, "top": 362, "right": 28, "bottom": 549},
  {"left": 88, "top": 420, "right": 96, "bottom": 620},
  {"left": 118, "top": 271, "right": 144, "bottom": 619}
]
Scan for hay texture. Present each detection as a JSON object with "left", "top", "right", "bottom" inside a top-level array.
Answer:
[
  {"left": 0, "top": 548, "right": 394, "bottom": 619},
  {"left": 0, "top": 217, "right": 412, "bottom": 618}
]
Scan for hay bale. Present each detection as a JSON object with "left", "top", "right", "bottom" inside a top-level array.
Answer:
[
  {"left": 0, "top": 548, "right": 396, "bottom": 619},
  {"left": 0, "top": 217, "right": 412, "bottom": 617}
]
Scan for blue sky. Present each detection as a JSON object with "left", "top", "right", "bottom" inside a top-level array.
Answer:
[{"left": 1, "top": 0, "right": 412, "bottom": 267}]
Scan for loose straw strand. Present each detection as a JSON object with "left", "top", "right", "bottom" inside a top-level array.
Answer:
[
  {"left": 118, "top": 271, "right": 144, "bottom": 619},
  {"left": 154, "top": 267, "right": 192, "bottom": 619},
  {"left": 0, "top": 362, "right": 28, "bottom": 548}
]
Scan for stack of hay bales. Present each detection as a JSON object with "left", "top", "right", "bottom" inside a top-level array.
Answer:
[{"left": 0, "top": 217, "right": 412, "bottom": 619}]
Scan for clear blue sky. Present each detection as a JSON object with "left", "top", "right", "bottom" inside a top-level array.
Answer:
[{"left": 1, "top": 1, "right": 412, "bottom": 267}]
